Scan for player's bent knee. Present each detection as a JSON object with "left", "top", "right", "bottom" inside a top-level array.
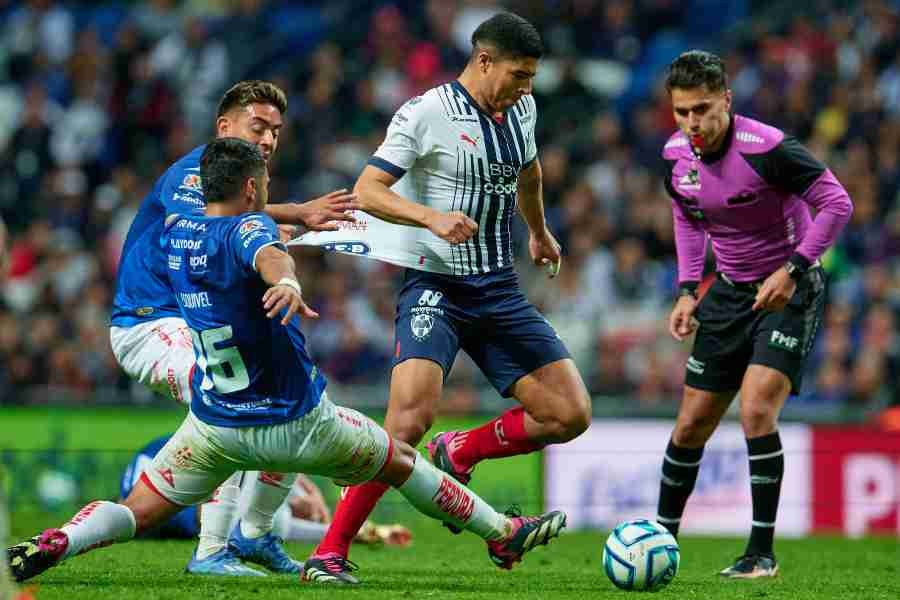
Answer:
[
  {"left": 572, "top": 397, "right": 592, "bottom": 435},
  {"left": 740, "top": 406, "right": 778, "bottom": 437},
  {"left": 673, "top": 416, "right": 717, "bottom": 447},
  {"left": 386, "top": 407, "right": 435, "bottom": 444},
  {"left": 555, "top": 408, "right": 590, "bottom": 443},
  {"left": 554, "top": 392, "right": 592, "bottom": 441}
]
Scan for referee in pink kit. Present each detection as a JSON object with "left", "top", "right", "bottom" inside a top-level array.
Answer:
[{"left": 656, "top": 50, "right": 852, "bottom": 579}]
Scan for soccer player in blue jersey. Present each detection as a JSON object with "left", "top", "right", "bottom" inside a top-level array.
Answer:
[
  {"left": 7, "top": 138, "right": 566, "bottom": 584},
  {"left": 656, "top": 51, "right": 853, "bottom": 578},
  {"left": 106, "top": 80, "right": 358, "bottom": 576},
  {"left": 300, "top": 13, "right": 591, "bottom": 584}
]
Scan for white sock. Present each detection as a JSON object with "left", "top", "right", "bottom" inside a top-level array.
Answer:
[
  {"left": 196, "top": 471, "right": 243, "bottom": 559},
  {"left": 272, "top": 507, "right": 329, "bottom": 542},
  {"left": 60, "top": 501, "right": 136, "bottom": 560},
  {"left": 240, "top": 472, "right": 295, "bottom": 539},
  {"left": 397, "top": 457, "right": 509, "bottom": 541}
]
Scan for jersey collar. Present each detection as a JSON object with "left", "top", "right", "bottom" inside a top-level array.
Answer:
[
  {"left": 698, "top": 113, "right": 735, "bottom": 164},
  {"left": 451, "top": 80, "right": 507, "bottom": 124}
]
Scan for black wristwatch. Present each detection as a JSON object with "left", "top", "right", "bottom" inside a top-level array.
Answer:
[
  {"left": 784, "top": 253, "right": 810, "bottom": 282},
  {"left": 677, "top": 282, "right": 698, "bottom": 300}
]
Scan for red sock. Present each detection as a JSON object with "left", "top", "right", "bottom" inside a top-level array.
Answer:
[
  {"left": 452, "top": 406, "right": 543, "bottom": 470},
  {"left": 313, "top": 481, "right": 389, "bottom": 558}
]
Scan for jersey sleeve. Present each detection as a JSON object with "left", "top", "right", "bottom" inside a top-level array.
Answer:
[
  {"left": 160, "top": 166, "right": 205, "bottom": 216},
  {"left": 742, "top": 136, "right": 853, "bottom": 264},
  {"left": 230, "top": 213, "right": 285, "bottom": 273},
  {"left": 742, "top": 136, "right": 826, "bottom": 196},
  {"left": 369, "top": 96, "right": 431, "bottom": 178},
  {"left": 523, "top": 95, "right": 538, "bottom": 165},
  {"left": 663, "top": 159, "right": 707, "bottom": 283}
]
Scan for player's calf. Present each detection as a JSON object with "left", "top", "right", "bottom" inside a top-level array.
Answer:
[{"left": 427, "top": 431, "right": 474, "bottom": 535}]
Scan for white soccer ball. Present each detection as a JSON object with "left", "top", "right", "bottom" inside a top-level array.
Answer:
[
  {"left": 37, "top": 470, "right": 78, "bottom": 510},
  {"left": 602, "top": 519, "right": 680, "bottom": 591}
]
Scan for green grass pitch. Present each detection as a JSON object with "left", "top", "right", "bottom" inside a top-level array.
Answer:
[
  {"left": 4, "top": 408, "right": 900, "bottom": 599},
  {"left": 11, "top": 519, "right": 900, "bottom": 600}
]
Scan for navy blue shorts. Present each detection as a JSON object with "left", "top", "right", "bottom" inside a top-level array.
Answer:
[{"left": 393, "top": 267, "right": 570, "bottom": 397}]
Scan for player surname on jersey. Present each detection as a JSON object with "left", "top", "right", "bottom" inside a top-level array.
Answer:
[{"left": 179, "top": 291, "right": 213, "bottom": 309}]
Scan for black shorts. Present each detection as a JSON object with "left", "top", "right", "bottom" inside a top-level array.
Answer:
[{"left": 685, "top": 267, "right": 826, "bottom": 394}]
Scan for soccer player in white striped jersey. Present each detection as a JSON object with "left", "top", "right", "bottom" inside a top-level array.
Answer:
[{"left": 302, "top": 12, "right": 592, "bottom": 584}]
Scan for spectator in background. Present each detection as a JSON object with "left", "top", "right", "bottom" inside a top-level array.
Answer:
[
  {"left": 0, "top": 0, "right": 897, "bottom": 417},
  {"left": 149, "top": 16, "right": 229, "bottom": 144}
]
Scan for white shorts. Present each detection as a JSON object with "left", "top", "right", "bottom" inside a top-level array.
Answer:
[
  {"left": 143, "top": 394, "right": 392, "bottom": 506},
  {"left": 110, "top": 318, "right": 195, "bottom": 405}
]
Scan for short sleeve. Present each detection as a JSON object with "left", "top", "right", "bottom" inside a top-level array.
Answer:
[
  {"left": 523, "top": 95, "right": 538, "bottom": 165},
  {"left": 369, "top": 95, "right": 430, "bottom": 178},
  {"left": 230, "top": 213, "right": 284, "bottom": 272}
]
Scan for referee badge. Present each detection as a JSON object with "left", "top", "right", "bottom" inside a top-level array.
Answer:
[{"left": 677, "top": 168, "right": 701, "bottom": 191}]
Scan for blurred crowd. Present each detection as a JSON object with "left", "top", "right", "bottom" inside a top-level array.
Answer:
[{"left": 0, "top": 0, "right": 898, "bottom": 412}]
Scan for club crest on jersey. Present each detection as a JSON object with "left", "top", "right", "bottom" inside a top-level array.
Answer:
[
  {"left": 181, "top": 174, "right": 202, "bottom": 192},
  {"left": 239, "top": 219, "right": 264, "bottom": 237},
  {"left": 411, "top": 313, "right": 435, "bottom": 340},
  {"left": 677, "top": 168, "right": 701, "bottom": 191}
]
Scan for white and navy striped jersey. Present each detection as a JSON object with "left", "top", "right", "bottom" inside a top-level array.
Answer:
[{"left": 368, "top": 81, "right": 538, "bottom": 276}]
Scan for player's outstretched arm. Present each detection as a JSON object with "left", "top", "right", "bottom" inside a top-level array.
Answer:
[
  {"left": 255, "top": 246, "right": 319, "bottom": 324},
  {"left": 355, "top": 166, "right": 477, "bottom": 244},
  {"left": 264, "top": 189, "right": 360, "bottom": 231}
]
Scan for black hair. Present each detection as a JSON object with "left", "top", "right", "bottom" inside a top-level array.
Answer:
[
  {"left": 665, "top": 50, "right": 728, "bottom": 93},
  {"left": 199, "top": 137, "right": 266, "bottom": 203},
  {"left": 216, "top": 80, "right": 287, "bottom": 118},
  {"left": 471, "top": 12, "right": 543, "bottom": 61}
]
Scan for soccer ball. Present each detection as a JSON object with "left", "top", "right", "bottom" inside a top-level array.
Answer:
[
  {"left": 36, "top": 470, "right": 78, "bottom": 511},
  {"left": 602, "top": 519, "right": 680, "bottom": 591}
]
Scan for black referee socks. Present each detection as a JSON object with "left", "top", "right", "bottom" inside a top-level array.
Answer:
[
  {"left": 656, "top": 439, "right": 704, "bottom": 538},
  {"left": 745, "top": 431, "right": 784, "bottom": 557}
]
